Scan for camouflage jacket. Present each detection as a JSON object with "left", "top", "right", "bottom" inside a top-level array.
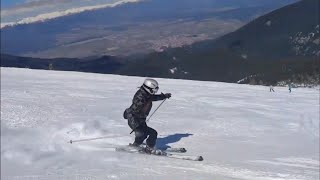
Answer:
[{"left": 127, "top": 87, "right": 166, "bottom": 119}]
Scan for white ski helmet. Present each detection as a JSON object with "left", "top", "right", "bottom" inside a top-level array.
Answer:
[{"left": 142, "top": 78, "right": 159, "bottom": 94}]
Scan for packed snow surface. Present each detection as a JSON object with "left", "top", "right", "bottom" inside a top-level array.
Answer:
[{"left": 1, "top": 68, "right": 319, "bottom": 180}]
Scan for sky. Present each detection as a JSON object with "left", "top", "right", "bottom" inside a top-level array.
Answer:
[
  {"left": 0, "top": 0, "right": 141, "bottom": 27},
  {"left": 1, "top": 0, "right": 27, "bottom": 8},
  {"left": 0, "top": 0, "right": 121, "bottom": 8}
]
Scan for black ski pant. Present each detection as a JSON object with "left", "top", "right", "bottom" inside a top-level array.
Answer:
[
  {"left": 125, "top": 111, "right": 158, "bottom": 148},
  {"left": 128, "top": 119, "right": 157, "bottom": 148},
  {"left": 133, "top": 123, "right": 158, "bottom": 148}
]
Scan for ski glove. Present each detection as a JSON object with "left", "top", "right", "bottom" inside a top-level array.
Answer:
[{"left": 163, "top": 93, "right": 171, "bottom": 99}]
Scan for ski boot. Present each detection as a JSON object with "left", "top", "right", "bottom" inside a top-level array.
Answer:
[
  {"left": 143, "top": 145, "right": 154, "bottom": 154},
  {"left": 129, "top": 143, "right": 139, "bottom": 147},
  {"left": 144, "top": 146, "right": 166, "bottom": 155}
]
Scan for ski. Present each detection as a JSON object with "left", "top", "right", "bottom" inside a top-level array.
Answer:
[
  {"left": 137, "top": 143, "right": 187, "bottom": 153},
  {"left": 115, "top": 146, "right": 203, "bottom": 161},
  {"left": 165, "top": 152, "right": 203, "bottom": 161},
  {"left": 164, "top": 147, "right": 187, "bottom": 153}
]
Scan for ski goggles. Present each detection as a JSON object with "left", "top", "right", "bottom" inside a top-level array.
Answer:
[
  {"left": 143, "top": 85, "right": 159, "bottom": 94},
  {"left": 152, "top": 86, "right": 159, "bottom": 94}
]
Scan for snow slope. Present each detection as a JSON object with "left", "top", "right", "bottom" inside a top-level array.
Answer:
[{"left": 1, "top": 68, "right": 319, "bottom": 180}]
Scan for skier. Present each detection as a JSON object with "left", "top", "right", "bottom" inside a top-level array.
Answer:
[
  {"left": 288, "top": 83, "right": 292, "bottom": 93},
  {"left": 270, "top": 85, "right": 275, "bottom": 92},
  {"left": 123, "top": 78, "right": 171, "bottom": 153}
]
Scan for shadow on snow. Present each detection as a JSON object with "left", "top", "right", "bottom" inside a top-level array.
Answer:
[{"left": 156, "top": 133, "right": 193, "bottom": 150}]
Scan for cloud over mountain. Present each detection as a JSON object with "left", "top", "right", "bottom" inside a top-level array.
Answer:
[
  {"left": 2, "top": 0, "right": 74, "bottom": 16},
  {"left": 1, "top": 0, "right": 142, "bottom": 28}
]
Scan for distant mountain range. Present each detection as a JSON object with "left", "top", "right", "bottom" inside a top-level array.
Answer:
[
  {"left": 118, "top": 0, "right": 320, "bottom": 84},
  {"left": 205, "top": 0, "right": 319, "bottom": 58},
  {"left": 1, "top": 0, "right": 318, "bottom": 86},
  {"left": 0, "top": 54, "right": 124, "bottom": 74},
  {"left": 1, "top": 0, "right": 297, "bottom": 58}
]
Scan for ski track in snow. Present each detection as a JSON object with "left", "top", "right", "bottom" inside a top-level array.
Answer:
[{"left": 1, "top": 68, "right": 319, "bottom": 180}]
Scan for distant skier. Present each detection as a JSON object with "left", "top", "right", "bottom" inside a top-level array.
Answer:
[
  {"left": 123, "top": 78, "right": 171, "bottom": 153},
  {"left": 270, "top": 85, "right": 275, "bottom": 92},
  {"left": 288, "top": 83, "right": 292, "bottom": 93}
]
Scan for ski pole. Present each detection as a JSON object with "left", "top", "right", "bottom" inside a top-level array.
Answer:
[
  {"left": 147, "top": 98, "right": 167, "bottom": 122},
  {"left": 130, "top": 99, "right": 167, "bottom": 134},
  {"left": 69, "top": 135, "right": 123, "bottom": 144}
]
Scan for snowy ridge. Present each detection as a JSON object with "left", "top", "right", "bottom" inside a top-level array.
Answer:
[
  {"left": 237, "top": 74, "right": 260, "bottom": 84},
  {"left": 0, "top": 0, "right": 142, "bottom": 29},
  {"left": 1, "top": 68, "right": 319, "bottom": 180}
]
